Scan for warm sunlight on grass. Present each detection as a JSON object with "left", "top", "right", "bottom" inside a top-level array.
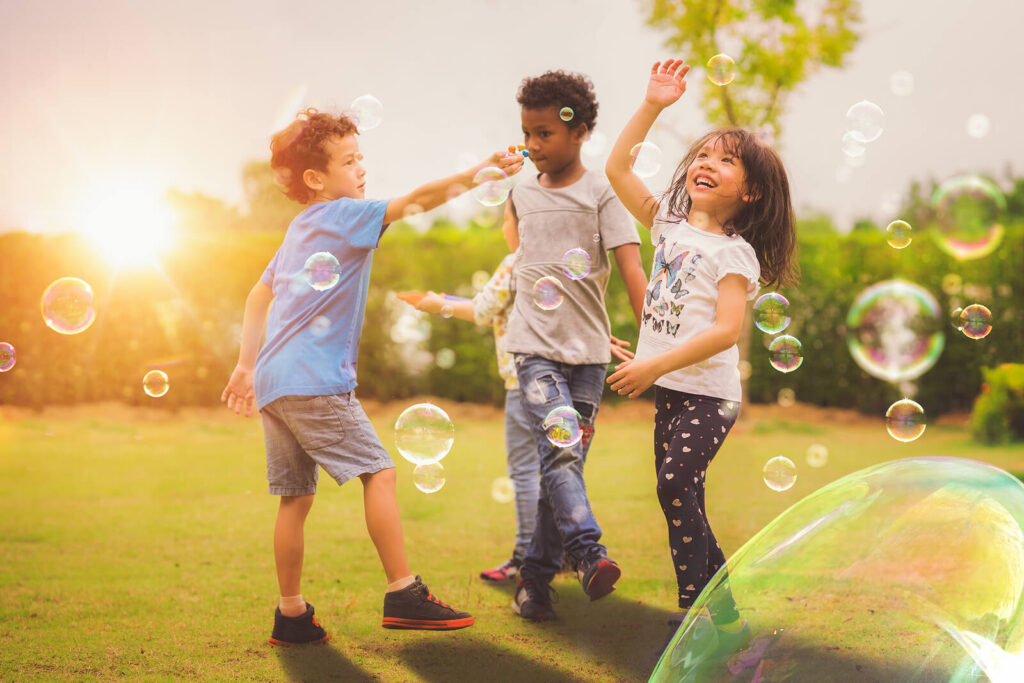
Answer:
[{"left": 75, "top": 181, "right": 177, "bottom": 267}]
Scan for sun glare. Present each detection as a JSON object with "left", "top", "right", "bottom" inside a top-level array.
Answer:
[{"left": 76, "top": 184, "right": 177, "bottom": 267}]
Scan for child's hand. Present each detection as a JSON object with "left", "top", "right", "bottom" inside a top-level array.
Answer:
[
  {"left": 610, "top": 335, "right": 635, "bottom": 362},
  {"left": 221, "top": 364, "right": 255, "bottom": 417},
  {"left": 397, "top": 291, "right": 426, "bottom": 307},
  {"left": 606, "top": 357, "right": 660, "bottom": 399},
  {"left": 483, "top": 148, "right": 525, "bottom": 178},
  {"left": 645, "top": 59, "right": 690, "bottom": 110},
  {"left": 398, "top": 290, "right": 446, "bottom": 315}
]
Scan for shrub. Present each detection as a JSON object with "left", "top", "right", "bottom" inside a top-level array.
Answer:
[{"left": 971, "top": 364, "right": 1024, "bottom": 444}]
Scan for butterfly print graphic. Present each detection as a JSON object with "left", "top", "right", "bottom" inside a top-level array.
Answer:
[{"left": 670, "top": 278, "right": 689, "bottom": 299}]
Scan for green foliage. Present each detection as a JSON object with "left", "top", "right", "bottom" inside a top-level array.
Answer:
[
  {"left": 646, "top": 0, "right": 861, "bottom": 136},
  {"left": 971, "top": 364, "right": 1024, "bottom": 444}
]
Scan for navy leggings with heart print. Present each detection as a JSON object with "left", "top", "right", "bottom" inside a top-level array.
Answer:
[{"left": 654, "top": 386, "right": 740, "bottom": 621}]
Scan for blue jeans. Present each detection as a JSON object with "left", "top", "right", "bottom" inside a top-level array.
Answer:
[
  {"left": 505, "top": 388, "right": 540, "bottom": 556},
  {"left": 514, "top": 354, "right": 607, "bottom": 581}
]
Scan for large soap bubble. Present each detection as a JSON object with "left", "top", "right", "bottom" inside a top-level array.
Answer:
[
  {"left": 846, "top": 279, "right": 944, "bottom": 384},
  {"left": 394, "top": 403, "right": 455, "bottom": 466},
  {"left": 931, "top": 175, "right": 1006, "bottom": 261},
  {"left": 41, "top": 277, "right": 95, "bottom": 335},
  {"left": 652, "top": 457, "right": 1024, "bottom": 682}
]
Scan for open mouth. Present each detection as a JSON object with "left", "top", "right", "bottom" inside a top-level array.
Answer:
[{"left": 693, "top": 175, "right": 715, "bottom": 189}]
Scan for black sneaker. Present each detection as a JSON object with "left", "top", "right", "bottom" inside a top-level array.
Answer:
[
  {"left": 577, "top": 555, "right": 621, "bottom": 601},
  {"left": 512, "top": 577, "right": 557, "bottom": 621},
  {"left": 269, "top": 603, "right": 330, "bottom": 646},
  {"left": 381, "top": 576, "right": 474, "bottom": 630}
]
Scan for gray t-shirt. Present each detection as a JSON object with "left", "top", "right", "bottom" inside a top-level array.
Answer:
[{"left": 506, "top": 170, "right": 640, "bottom": 364}]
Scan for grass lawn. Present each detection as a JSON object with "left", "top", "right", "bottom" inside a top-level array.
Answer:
[{"left": 1, "top": 399, "right": 1022, "bottom": 681}]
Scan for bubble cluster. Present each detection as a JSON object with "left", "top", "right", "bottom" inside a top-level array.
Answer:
[
  {"left": 472, "top": 166, "right": 512, "bottom": 207},
  {"left": 561, "top": 248, "right": 591, "bottom": 280},
  {"left": 886, "top": 398, "right": 927, "bottom": 442},
  {"left": 885, "top": 220, "right": 913, "bottom": 249},
  {"left": 0, "top": 342, "right": 15, "bottom": 372},
  {"left": 845, "top": 100, "right": 885, "bottom": 143},
  {"left": 41, "top": 277, "right": 95, "bottom": 335},
  {"left": 350, "top": 94, "right": 383, "bottom": 132},
  {"left": 805, "top": 444, "right": 829, "bottom": 468},
  {"left": 753, "top": 293, "right": 791, "bottom": 334},
  {"left": 629, "top": 141, "right": 662, "bottom": 178},
  {"left": 762, "top": 456, "right": 797, "bottom": 492},
  {"left": 931, "top": 175, "right": 1005, "bottom": 260},
  {"left": 559, "top": 106, "right": 574, "bottom": 122},
  {"left": 958, "top": 304, "right": 993, "bottom": 340},
  {"left": 706, "top": 54, "right": 737, "bottom": 86},
  {"left": 846, "top": 280, "right": 944, "bottom": 384},
  {"left": 491, "top": 476, "right": 515, "bottom": 504},
  {"left": 532, "top": 276, "right": 564, "bottom": 311},
  {"left": 142, "top": 370, "right": 170, "bottom": 398},
  {"left": 304, "top": 252, "right": 340, "bottom": 291},
  {"left": 543, "top": 406, "right": 582, "bottom": 448},
  {"left": 413, "top": 462, "right": 446, "bottom": 494},
  {"left": 394, "top": 403, "right": 455, "bottom": 465},
  {"left": 768, "top": 335, "right": 803, "bottom": 373}
]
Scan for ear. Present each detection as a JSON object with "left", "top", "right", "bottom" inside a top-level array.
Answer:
[
  {"left": 571, "top": 123, "right": 589, "bottom": 144},
  {"left": 302, "top": 168, "right": 324, "bottom": 192}
]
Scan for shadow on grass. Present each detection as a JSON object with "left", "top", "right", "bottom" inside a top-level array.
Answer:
[
  {"left": 275, "top": 642, "right": 377, "bottom": 682},
  {"left": 400, "top": 639, "right": 579, "bottom": 682}
]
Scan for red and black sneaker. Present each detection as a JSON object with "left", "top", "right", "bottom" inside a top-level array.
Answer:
[
  {"left": 381, "top": 576, "right": 474, "bottom": 631},
  {"left": 577, "top": 555, "right": 621, "bottom": 601},
  {"left": 479, "top": 551, "right": 523, "bottom": 583},
  {"left": 269, "top": 603, "right": 330, "bottom": 647}
]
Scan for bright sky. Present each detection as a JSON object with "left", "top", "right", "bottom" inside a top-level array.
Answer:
[{"left": 1, "top": 0, "right": 1021, "bottom": 234}]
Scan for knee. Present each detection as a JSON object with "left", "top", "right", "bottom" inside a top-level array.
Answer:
[{"left": 360, "top": 467, "right": 397, "bottom": 488}]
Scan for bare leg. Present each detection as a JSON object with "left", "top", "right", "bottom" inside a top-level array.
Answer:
[
  {"left": 360, "top": 468, "right": 411, "bottom": 583},
  {"left": 274, "top": 494, "right": 315, "bottom": 606}
]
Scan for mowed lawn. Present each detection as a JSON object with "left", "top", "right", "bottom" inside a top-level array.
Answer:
[{"left": 1, "top": 399, "right": 1022, "bottom": 681}]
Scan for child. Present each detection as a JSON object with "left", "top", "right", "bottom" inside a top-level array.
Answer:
[
  {"left": 221, "top": 108, "right": 523, "bottom": 645},
  {"left": 605, "top": 60, "right": 798, "bottom": 640},
  {"left": 397, "top": 238, "right": 540, "bottom": 583},
  {"left": 504, "top": 70, "right": 649, "bottom": 621}
]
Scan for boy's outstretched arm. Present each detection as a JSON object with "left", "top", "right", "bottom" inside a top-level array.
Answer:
[
  {"left": 606, "top": 59, "right": 691, "bottom": 230},
  {"left": 397, "top": 291, "right": 475, "bottom": 323},
  {"left": 221, "top": 281, "right": 273, "bottom": 417},
  {"left": 384, "top": 151, "right": 524, "bottom": 225}
]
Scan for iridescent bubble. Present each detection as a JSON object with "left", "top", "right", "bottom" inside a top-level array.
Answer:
[
  {"left": 950, "top": 306, "right": 966, "bottom": 332},
  {"left": 559, "top": 106, "right": 574, "bottom": 122},
  {"left": 309, "top": 315, "right": 331, "bottom": 338},
  {"left": 846, "top": 280, "right": 944, "bottom": 384},
  {"left": 966, "top": 114, "right": 990, "bottom": 139},
  {"left": 806, "top": 444, "right": 829, "bottom": 468},
  {"left": 886, "top": 398, "right": 927, "bottom": 442},
  {"left": 889, "top": 69, "right": 914, "bottom": 96},
  {"left": 440, "top": 304, "right": 454, "bottom": 319},
  {"left": 41, "top": 277, "right": 95, "bottom": 335},
  {"left": 471, "top": 166, "right": 511, "bottom": 207},
  {"left": 886, "top": 220, "right": 913, "bottom": 249},
  {"left": 142, "top": 370, "right": 170, "bottom": 398},
  {"left": 304, "top": 252, "right": 340, "bottom": 291},
  {"left": 762, "top": 456, "right": 797, "bottom": 492},
  {"left": 931, "top": 175, "right": 1006, "bottom": 260},
  {"left": 753, "top": 293, "right": 791, "bottom": 334},
  {"left": 532, "top": 276, "right": 564, "bottom": 311},
  {"left": 777, "top": 388, "right": 796, "bottom": 408},
  {"left": 629, "top": 141, "right": 662, "bottom": 178},
  {"left": 845, "top": 100, "right": 884, "bottom": 143},
  {"left": 840, "top": 131, "right": 866, "bottom": 158},
  {"left": 959, "top": 304, "right": 993, "bottom": 340},
  {"left": 435, "top": 347, "right": 456, "bottom": 369},
  {"left": 543, "top": 406, "right": 582, "bottom": 448},
  {"left": 706, "top": 54, "right": 737, "bottom": 86},
  {"left": 592, "top": 233, "right": 601, "bottom": 243},
  {"left": 491, "top": 476, "right": 515, "bottom": 504},
  {"left": 0, "top": 342, "right": 15, "bottom": 372},
  {"left": 652, "top": 457, "right": 1024, "bottom": 682},
  {"left": 413, "top": 462, "right": 446, "bottom": 494},
  {"left": 394, "top": 403, "right": 455, "bottom": 465},
  {"left": 768, "top": 335, "right": 803, "bottom": 373},
  {"left": 471, "top": 270, "right": 490, "bottom": 291},
  {"left": 350, "top": 94, "right": 383, "bottom": 132},
  {"left": 561, "top": 248, "right": 591, "bottom": 280}
]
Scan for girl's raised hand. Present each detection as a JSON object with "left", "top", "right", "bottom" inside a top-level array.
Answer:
[{"left": 645, "top": 59, "right": 690, "bottom": 110}]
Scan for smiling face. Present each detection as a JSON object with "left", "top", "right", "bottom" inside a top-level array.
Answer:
[
  {"left": 685, "top": 138, "right": 749, "bottom": 221},
  {"left": 304, "top": 134, "right": 366, "bottom": 202},
  {"left": 521, "top": 107, "right": 587, "bottom": 180}
]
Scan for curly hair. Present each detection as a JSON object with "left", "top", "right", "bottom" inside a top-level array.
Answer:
[
  {"left": 270, "top": 109, "right": 358, "bottom": 204},
  {"left": 516, "top": 70, "right": 598, "bottom": 132}
]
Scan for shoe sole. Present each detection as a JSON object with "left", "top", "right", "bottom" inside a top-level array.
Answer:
[
  {"left": 381, "top": 616, "right": 475, "bottom": 630},
  {"left": 268, "top": 633, "right": 330, "bottom": 647},
  {"left": 583, "top": 560, "right": 621, "bottom": 601}
]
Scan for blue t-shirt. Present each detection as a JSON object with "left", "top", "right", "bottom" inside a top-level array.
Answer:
[{"left": 254, "top": 197, "right": 389, "bottom": 409}]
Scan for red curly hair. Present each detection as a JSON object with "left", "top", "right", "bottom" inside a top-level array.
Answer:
[{"left": 270, "top": 109, "right": 358, "bottom": 204}]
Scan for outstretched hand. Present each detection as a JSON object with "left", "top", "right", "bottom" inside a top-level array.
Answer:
[
  {"left": 221, "top": 364, "right": 255, "bottom": 417},
  {"left": 483, "top": 147, "right": 525, "bottom": 179},
  {"left": 645, "top": 59, "right": 690, "bottom": 110},
  {"left": 397, "top": 290, "right": 444, "bottom": 315}
]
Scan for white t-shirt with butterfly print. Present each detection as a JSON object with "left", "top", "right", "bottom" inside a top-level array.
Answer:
[{"left": 634, "top": 206, "right": 760, "bottom": 402}]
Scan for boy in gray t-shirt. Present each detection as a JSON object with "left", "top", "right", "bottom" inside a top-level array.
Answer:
[{"left": 505, "top": 70, "right": 647, "bottom": 621}]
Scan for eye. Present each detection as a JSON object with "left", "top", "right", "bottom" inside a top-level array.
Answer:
[
  {"left": 697, "top": 152, "right": 707, "bottom": 159},
  {"left": 722, "top": 156, "right": 733, "bottom": 164}
]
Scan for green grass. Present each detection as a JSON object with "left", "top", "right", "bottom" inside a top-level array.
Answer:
[{"left": 1, "top": 401, "right": 1022, "bottom": 681}]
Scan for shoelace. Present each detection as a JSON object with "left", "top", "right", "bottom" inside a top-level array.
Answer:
[{"left": 416, "top": 583, "right": 452, "bottom": 610}]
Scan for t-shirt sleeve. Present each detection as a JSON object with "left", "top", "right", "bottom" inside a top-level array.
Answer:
[
  {"left": 324, "top": 198, "right": 390, "bottom": 250},
  {"left": 259, "top": 249, "right": 280, "bottom": 288},
  {"left": 596, "top": 181, "right": 640, "bottom": 250},
  {"left": 717, "top": 241, "right": 761, "bottom": 300},
  {"left": 472, "top": 253, "right": 515, "bottom": 326}
]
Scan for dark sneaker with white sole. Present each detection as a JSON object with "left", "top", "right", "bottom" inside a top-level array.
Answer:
[
  {"left": 577, "top": 555, "right": 621, "bottom": 601},
  {"left": 269, "top": 603, "right": 330, "bottom": 646},
  {"left": 513, "top": 577, "right": 558, "bottom": 621},
  {"left": 382, "top": 576, "right": 474, "bottom": 630}
]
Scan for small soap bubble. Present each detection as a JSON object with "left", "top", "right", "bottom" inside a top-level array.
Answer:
[
  {"left": 0, "top": 342, "right": 15, "bottom": 372},
  {"left": 440, "top": 304, "right": 454, "bottom": 319},
  {"left": 491, "top": 476, "right": 515, "bottom": 504},
  {"left": 841, "top": 131, "right": 866, "bottom": 158},
  {"left": 562, "top": 248, "right": 591, "bottom": 280},
  {"left": 472, "top": 166, "right": 511, "bottom": 207},
  {"left": 777, "top": 388, "right": 796, "bottom": 408},
  {"left": 886, "top": 398, "right": 927, "bottom": 442},
  {"left": 402, "top": 203, "right": 425, "bottom": 219},
  {"left": 559, "top": 107, "right": 574, "bottom": 122},
  {"left": 435, "top": 347, "right": 456, "bottom": 369},
  {"left": 805, "top": 444, "right": 829, "bottom": 468},
  {"left": 886, "top": 220, "right": 913, "bottom": 249},
  {"left": 471, "top": 270, "right": 491, "bottom": 291},
  {"left": 142, "top": 370, "right": 170, "bottom": 398},
  {"left": 950, "top": 306, "right": 965, "bottom": 332},
  {"left": 413, "top": 462, "right": 446, "bottom": 494},
  {"left": 592, "top": 233, "right": 601, "bottom": 243},
  {"left": 350, "top": 94, "right": 383, "bottom": 132},
  {"left": 629, "top": 142, "right": 662, "bottom": 178},
  {"left": 753, "top": 293, "right": 791, "bottom": 334},
  {"left": 846, "top": 100, "right": 885, "bottom": 143},
  {"left": 304, "top": 252, "right": 340, "bottom": 291},
  {"left": 958, "top": 304, "right": 993, "bottom": 339},
  {"left": 543, "top": 406, "right": 582, "bottom": 448},
  {"left": 41, "top": 277, "right": 96, "bottom": 335},
  {"left": 768, "top": 335, "right": 803, "bottom": 373},
  {"left": 532, "top": 276, "right": 564, "bottom": 311},
  {"left": 706, "top": 54, "right": 737, "bottom": 86},
  {"left": 966, "top": 114, "right": 990, "bottom": 139},
  {"left": 309, "top": 315, "right": 331, "bottom": 338},
  {"left": 763, "top": 456, "right": 797, "bottom": 492},
  {"left": 394, "top": 403, "right": 455, "bottom": 465},
  {"left": 582, "top": 130, "right": 608, "bottom": 158},
  {"left": 942, "top": 273, "right": 963, "bottom": 296},
  {"left": 889, "top": 70, "right": 914, "bottom": 96}
]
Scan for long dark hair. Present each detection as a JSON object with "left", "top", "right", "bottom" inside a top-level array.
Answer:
[{"left": 661, "top": 128, "right": 799, "bottom": 289}]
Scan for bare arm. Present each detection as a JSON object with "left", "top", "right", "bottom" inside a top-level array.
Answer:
[
  {"left": 221, "top": 281, "right": 274, "bottom": 416},
  {"left": 501, "top": 200, "right": 519, "bottom": 251},
  {"left": 397, "top": 291, "right": 476, "bottom": 323},
  {"left": 613, "top": 242, "right": 647, "bottom": 325}
]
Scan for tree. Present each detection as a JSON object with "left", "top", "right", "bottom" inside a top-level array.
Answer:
[{"left": 239, "top": 161, "right": 301, "bottom": 232}]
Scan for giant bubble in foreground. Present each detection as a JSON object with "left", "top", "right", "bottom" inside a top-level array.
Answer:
[{"left": 652, "top": 457, "right": 1024, "bottom": 682}]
